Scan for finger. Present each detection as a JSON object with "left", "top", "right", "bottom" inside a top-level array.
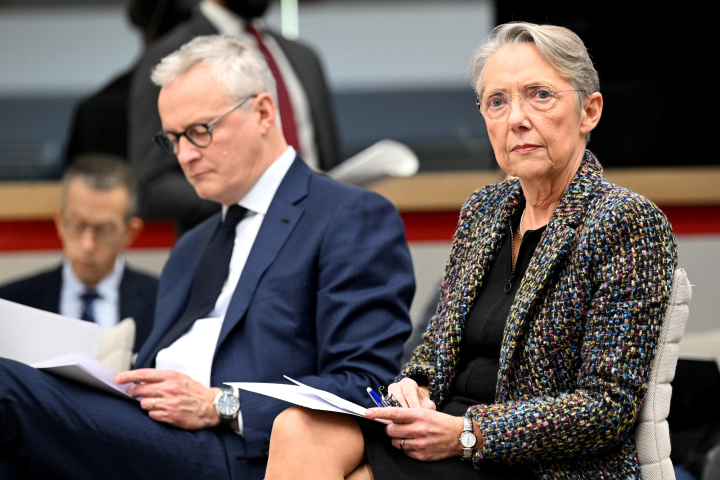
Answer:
[
  {"left": 127, "top": 382, "right": 165, "bottom": 399},
  {"left": 386, "top": 383, "right": 405, "bottom": 407},
  {"left": 366, "top": 406, "right": 416, "bottom": 424},
  {"left": 392, "top": 437, "right": 415, "bottom": 452},
  {"left": 140, "top": 396, "right": 161, "bottom": 412},
  {"left": 420, "top": 397, "right": 436, "bottom": 411},
  {"left": 401, "top": 384, "right": 422, "bottom": 409},
  {"left": 115, "top": 368, "right": 167, "bottom": 385}
]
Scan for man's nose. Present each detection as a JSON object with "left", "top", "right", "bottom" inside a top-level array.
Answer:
[
  {"left": 79, "top": 228, "right": 97, "bottom": 250},
  {"left": 176, "top": 136, "right": 201, "bottom": 165}
]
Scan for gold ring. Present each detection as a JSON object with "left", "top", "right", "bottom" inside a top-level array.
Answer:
[
  {"left": 400, "top": 439, "right": 405, "bottom": 451},
  {"left": 152, "top": 397, "right": 156, "bottom": 410}
]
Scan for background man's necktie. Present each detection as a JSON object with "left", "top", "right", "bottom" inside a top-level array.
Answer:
[
  {"left": 80, "top": 290, "right": 100, "bottom": 323},
  {"left": 245, "top": 24, "right": 302, "bottom": 155},
  {"left": 141, "top": 205, "right": 247, "bottom": 367}
]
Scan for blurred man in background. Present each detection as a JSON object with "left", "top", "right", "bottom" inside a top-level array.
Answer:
[
  {"left": 129, "top": 0, "right": 340, "bottom": 233},
  {"left": 0, "top": 154, "right": 158, "bottom": 352}
]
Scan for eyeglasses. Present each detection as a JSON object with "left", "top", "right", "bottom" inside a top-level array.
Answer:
[
  {"left": 62, "top": 216, "right": 125, "bottom": 244},
  {"left": 476, "top": 85, "right": 581, "bottom": 121},
  {"left": 153, "top": 95, "right": 258, "bottom": 155}
]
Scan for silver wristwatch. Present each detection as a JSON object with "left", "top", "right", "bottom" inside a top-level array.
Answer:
[
  {"left": 459, "top": 415, "right": 477, "bottom": 461},
  {"left": 214, "top": 387, "right": 240, "bottom": 428}
]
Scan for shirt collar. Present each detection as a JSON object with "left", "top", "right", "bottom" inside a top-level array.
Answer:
[
  {"left": 222, "top": 146, "right": 296, "bottom": 219},
  {"left": 199, "top": 0, "right": 266, "bottom": 36},
  {"left": 62, "top": 256, "right": 125, "bottom": 301}
]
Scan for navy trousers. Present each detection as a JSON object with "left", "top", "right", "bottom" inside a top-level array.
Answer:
[{"left": 0, "top": 359, "right": 230, "bottom": 479}]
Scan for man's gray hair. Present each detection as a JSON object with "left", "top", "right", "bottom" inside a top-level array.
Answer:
[
  {"left": 470, "top": 22, "right": 600, "bottom": 141},
  {"left": 151, "top": 34, "right": 277, "bottom": 106},
  {"left": 62, "top": 154, "right": 138, "bottom": 219}
]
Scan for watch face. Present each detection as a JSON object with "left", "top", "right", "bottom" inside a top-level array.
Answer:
[
  {"left": 218, "top": 393, "right": 240, "bottom": 416},
  {"left": 460, "top": 431, "right": 476, "bottom": 448}
]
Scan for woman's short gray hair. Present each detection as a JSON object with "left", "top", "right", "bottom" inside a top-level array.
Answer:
[
  {"left": 470, "top": 22, "right": 599, "bottom": 121},
  {"left": 151, "top": 34, "right": 277, "bottom": 106}
]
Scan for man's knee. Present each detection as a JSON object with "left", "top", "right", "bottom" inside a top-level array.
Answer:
[{"left": 0, "top": 358, "right": 29, "bottom": 393}]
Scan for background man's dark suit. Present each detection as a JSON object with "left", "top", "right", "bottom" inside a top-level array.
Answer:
[
  {"left": 0, "top": 265, "right": 158, "bottom": 352},
  {"left": 0, "top": 155, "right": 414, "bottom": 479},
  {"left": 129, "top": 8, "right": 340, "bottom": 232}
]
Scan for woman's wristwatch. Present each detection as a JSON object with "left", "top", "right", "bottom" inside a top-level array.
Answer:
[{"left": 459, "top": 414, "right": 477, "bottom": 461}]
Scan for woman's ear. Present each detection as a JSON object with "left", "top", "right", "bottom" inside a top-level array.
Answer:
[{"left": 580, "top": 92, "right": 603, "bottom": 136}]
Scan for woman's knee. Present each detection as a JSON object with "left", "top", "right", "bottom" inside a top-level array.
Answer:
[{"left": 272, "top": 406, "right": 361, "bottom": 443}]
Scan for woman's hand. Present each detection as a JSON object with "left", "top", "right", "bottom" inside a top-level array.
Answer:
[
  {"left": 387, "top": 378, "right": 435, "bottom": 410},
  {"left": 365, "top": 407, "right": 482, "bottom": 462},
  {"left": 115, "top": 369, "right": 220, "bottom": 430}
]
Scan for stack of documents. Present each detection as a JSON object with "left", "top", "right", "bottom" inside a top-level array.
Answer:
[{"left": 228, "top": 376, "right": 385, "bottom": 422}]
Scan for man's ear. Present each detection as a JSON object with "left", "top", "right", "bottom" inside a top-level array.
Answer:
[
  {"left": 123, "top": 217, "right": 144, "bottom": 249},
  {"left": 254, "top": 92, "right": 277, "bottom": 135},
  {"left": 580, "top": 92, "right": 603, "bottom": 136},
  {"left": 53, "top": 206, "right": 65, "bottom": 240}
]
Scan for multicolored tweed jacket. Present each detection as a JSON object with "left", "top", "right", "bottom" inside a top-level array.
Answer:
[{"left": 400, "top": 151, "right": 678, "bottom": 479}]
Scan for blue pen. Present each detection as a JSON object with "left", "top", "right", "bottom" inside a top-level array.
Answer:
[{"left": 366, "top": 387, "right": 385, "bottom": 408}]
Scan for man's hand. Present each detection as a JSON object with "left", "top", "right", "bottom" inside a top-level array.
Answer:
[
  {"left": 364, "top": 407, "right": 484, "bottom": 462},
  {"left": 387, "top": 378, "right": 435, "bottom": 410},
  {"left": 114, "top": 369, "right": 219, "bottom": 430}
]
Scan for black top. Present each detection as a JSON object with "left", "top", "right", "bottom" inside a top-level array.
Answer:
[
  {"left": 444, "top": 214, "right": 546, "bottom": 413},
  {"left": 360, "top": 213, "right": 544, "bottom": 480}
]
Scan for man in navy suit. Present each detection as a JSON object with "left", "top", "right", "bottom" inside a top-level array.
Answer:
[
  {"left": 0, "top": 36, "right": 413, "bottom": 479},
  {"left": 0, "top": 155, "right": 158, "bottom": 352}
]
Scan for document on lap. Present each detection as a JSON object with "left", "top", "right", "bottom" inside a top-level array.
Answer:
[
  {"left": 227, "top": 376, "right": 389, "bottom": 424},
  {"left": 0, "top": 299, "right": 134, "bottom": 400},
  {"left": 0, "top": 298, "right": 104, "bottom": 364},
  {"left": 31, "top": 352, "right": 134, "bottom": 400}
]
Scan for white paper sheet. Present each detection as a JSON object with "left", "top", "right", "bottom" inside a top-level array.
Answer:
[
  {"left": 31, "top": 352, "right": 135, "bottom": 400},
  {"left": 227, "top": 376, "right": 387, "bottom": 423},
  {"left": 0, "top": 299, "right": 104, "bottom": 364}
]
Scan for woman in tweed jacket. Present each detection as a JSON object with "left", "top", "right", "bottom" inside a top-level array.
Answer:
[{"left": 264, "top": 22, "right": 677, "bottom": 480}]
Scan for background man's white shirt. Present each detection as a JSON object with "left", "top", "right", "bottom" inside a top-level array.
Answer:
[{"left": 60, "top": 256, "right": 124, "bottom": 329}]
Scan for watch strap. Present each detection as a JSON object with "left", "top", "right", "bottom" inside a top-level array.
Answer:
[{"left": 461, "top": 415, "right": 475, "bottom": 461}]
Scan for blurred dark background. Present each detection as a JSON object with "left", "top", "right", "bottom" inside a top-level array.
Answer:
[{"left": 0, "top": 0, "right": 715, "bottom": 181}]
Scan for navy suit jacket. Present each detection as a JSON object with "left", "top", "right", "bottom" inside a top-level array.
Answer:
[
  {"left": 0, "top": 265, "right": 158, "bottom": 353},
  {"left": 134, "top": 156, "right": 414, "bottom": 479}
]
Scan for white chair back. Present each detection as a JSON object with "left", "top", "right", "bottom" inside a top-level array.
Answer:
[{"left": 637, "top": 268, "right": 692, "bottom": 480}]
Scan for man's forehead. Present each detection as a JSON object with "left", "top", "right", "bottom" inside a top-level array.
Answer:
[
  {"left": 64, "top": 179, "right": 129, "bottom": 216},
  {"left": 158, "top": 65, "right": 230, "bottom": 128}
]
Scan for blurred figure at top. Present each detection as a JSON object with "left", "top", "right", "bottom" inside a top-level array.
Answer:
[
  {"left": 65, "top": 0, "right": 190, "bottom": 162},
  {"left": 128, "top": 0, "right": 340, "bottom": 233}
]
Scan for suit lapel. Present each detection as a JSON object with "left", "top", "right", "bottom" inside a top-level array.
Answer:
[
  {"left": 495, "top": 152, "right": 606, "bottom": 400},
  {"left": 214, "top": 157, "right": 309, "bottom": 353},
  {"left": 44, "top": 266, "right": 63, "bottom": 313}
]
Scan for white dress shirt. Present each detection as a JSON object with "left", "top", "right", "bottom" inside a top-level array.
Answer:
[
  {"left": 60, "top": 256, "right": 125, "bottom": 330},
  {"left": 155, "top": 147, "right": 296, "bottom": 436},
  {"left": 199, "top": 1, "right": 319, "bottom": 168}
]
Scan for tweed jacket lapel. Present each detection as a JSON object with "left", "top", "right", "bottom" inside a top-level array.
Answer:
[{"left": 495, "top": 151, "right": 605, "bottom": 401}]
